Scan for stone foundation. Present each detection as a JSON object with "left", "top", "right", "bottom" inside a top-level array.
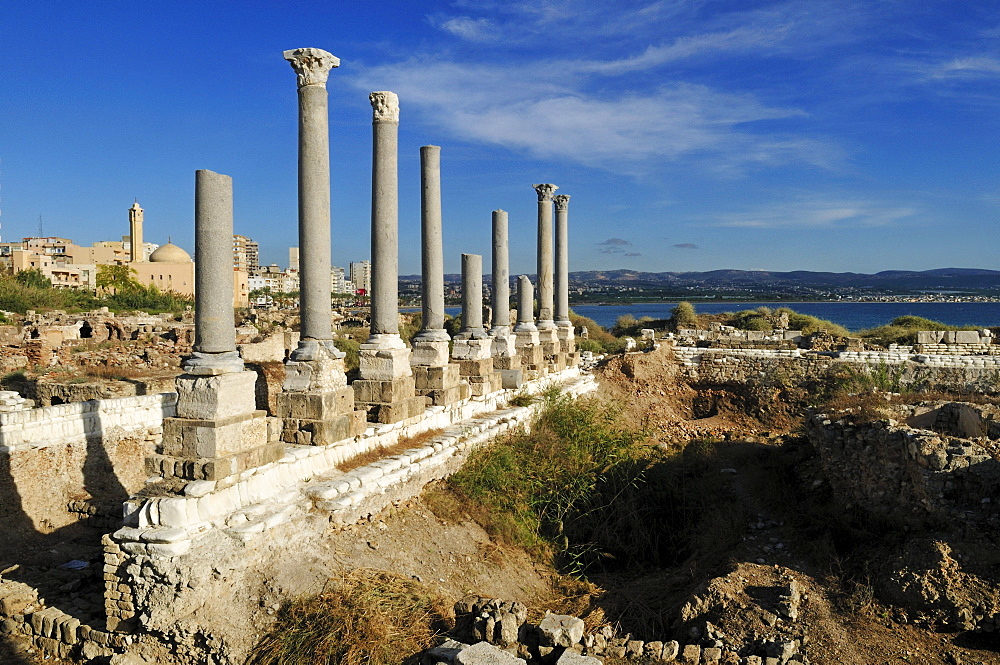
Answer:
[{"left": 412, "top": 363, "right": 471, "bottom": 406}]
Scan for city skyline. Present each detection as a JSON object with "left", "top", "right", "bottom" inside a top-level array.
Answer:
[{"left": 1, "top": 1, "right": 997, "bottom": 275}]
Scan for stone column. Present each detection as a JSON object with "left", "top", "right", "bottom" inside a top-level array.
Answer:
[
  {"left": 411, "top": 145, "right": 450, "bottom": 366},
  {"left": 513, "top": 275, "right": 543, "bottom": 377},
  {"left": 533, "top": 184, "right": 558, "bottom": 333},
  {"left": 489, "top": 210, "right": 521, "bottom": 387},
  {"left": 276, "top": 48, "right": 365, "bottom": 445},
  {"left": 457, "top": 254, "right": 487, "bottom": 339},
  {"left": 368, "top": 91, "right": 402, "bottom": 341},
  {"left": 355, "top": 92, "right": 425, "bottom": 423},
  {"left": 184, "top": 169, "right": 243, "bottom": 375},
  {"left": 490, "top": 210, "right": 511, "bottom": 337},
  {"left": 283, "top": 47, "right": 340, "bottom": 361},
  {"left": 151, "top": 171, "right": 280, "bottom": 487},
  {"left": 453, "top": 254, "right": 501, "bottom": 395},
  {"left": 553, "top": 193, "right": 576, "bottom": 360}
]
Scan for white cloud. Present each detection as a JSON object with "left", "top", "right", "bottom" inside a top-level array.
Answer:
[
  {"left": 437, "top": 16, "right": 497, "bottom": 42},
  {"left": 928, "top": 56, "right": 1000, "bottom": 79},
  {"left": 349, "top": 60, "right": 836, "bottom": 174},
  {"left": 711, "top": 197, "right": 916, "bottom": 229}
]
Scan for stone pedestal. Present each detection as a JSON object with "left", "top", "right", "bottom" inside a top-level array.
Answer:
[
  {"left": 150, "top": 372, "right": 283, "bottom": 482},
  {"left": 277, "top": 343, "right": 366, "bottom": 445},
  {"left": 355, "top": 335, "right": 426, "bottom": 423},
  {"left": 413, "top": 363, "right": 471, "bottom": 405},
  {"left": 515, "top": 330, "right": 545, "bottom": 380}
]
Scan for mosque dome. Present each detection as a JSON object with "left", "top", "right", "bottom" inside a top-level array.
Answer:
[{"left": 149, "top": 242, "right": 192, "bottom": 263}]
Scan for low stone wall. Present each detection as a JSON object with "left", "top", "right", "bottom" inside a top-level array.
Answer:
[
  {"left": 673, "top": 345, "right": 1000, "bottom": 394},
  {"left": 0, "top": 393, "right": 177, "bottom": 535}
]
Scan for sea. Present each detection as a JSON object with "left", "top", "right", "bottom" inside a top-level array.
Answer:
[{"left": 438, "top": 302, "right": 1000, "bottom": 333}]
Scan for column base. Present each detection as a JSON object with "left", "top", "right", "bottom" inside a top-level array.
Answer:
[
  {"left": 452, "top": 337, "right": 493, "bottom": 361},
  {"left": 181, "top": 350, "right": 245, "bottom": 376},
  {"left": 410, "top": 338, "right": 451, "bottom": 367},
  {"left": 283, "top": 343, "right": 348, "bottom": 392},
  {"left": 557, "top": 324, "right": 576, "bottom": 354},
  {"left": 274, "top": 385, "right": 367, "bottom": 445},
  {"left": 490, "top": 330, "right": 517, "bottom": 359},
  {"left": 359, "top": 335, "right": 412, "bottom": 381}
]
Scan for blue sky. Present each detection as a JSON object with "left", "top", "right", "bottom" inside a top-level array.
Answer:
[{"left": 1, "top": 1, "right": 997, "bottom": 275}]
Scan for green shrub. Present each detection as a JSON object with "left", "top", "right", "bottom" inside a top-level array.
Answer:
[{"left": 670, "top": 301, "right": 698, "bottom": 329}]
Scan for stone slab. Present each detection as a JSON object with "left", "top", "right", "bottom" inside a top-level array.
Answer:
[
  {"left": 452, "top": 337, "right": 493, "bottom": 361},
  {"left": 418, "top": 383, "right": 470, "bottom": 407},
  {"left": 358, "top": 340, "right": 412, "bottom": 381},
  {"left": 148, "top": 441, "right": 285, "bottom": 481}
]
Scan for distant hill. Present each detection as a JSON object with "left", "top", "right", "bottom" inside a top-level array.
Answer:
[
  {"left": 564, "top": 268, "right": 1000, "bottom": 290},
  {"left": 399, "top": 268, "right": 1000, "bottom": 291}
]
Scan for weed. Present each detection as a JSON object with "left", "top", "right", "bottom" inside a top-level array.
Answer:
[
  {"left": 247, "top": 569, "right": 452, "bottom": 665},
  {"left": 507, "top": 390, "right": 535, "bottom": 407},
  {"left": 1, "top": 370, "right": 26, "bottom": 387},
  {"left": 337, "top": 429, "right": 444, "bottom": 472}
]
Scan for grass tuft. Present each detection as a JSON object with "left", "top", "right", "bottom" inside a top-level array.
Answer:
[{"left": 247, "top": 569, "right": 452, "bottom": 665}]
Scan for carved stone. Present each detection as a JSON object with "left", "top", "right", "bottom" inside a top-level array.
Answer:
[
  {"left": 370, "top": 91, "right": 400, "bottom": 123},
  {"left": 283, "top": 48, "right": 340, "bottom": 88}
]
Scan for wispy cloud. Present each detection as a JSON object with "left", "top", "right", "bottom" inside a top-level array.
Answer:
[
  {"left": 598, "top": 238, "right": 632, "bottom": 254},
  {"left": 926, "top": 56, "right": 1000, "bottom": 80},
  {"left": 674, "top": 243, "right": 699, "bottom": 249},
  {"left": 434, "top": 16, "right": 497, "bottom": 42},
  {"left": 711, "top": 196, "right": 916, "bottom": 229}
]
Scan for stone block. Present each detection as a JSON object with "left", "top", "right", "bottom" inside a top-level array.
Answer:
[
  {"left": 282, "top": 352, "right": 348, "bottom": 391},
  {"left": 364, "top": 396, "right": 428, "bottom": 424},
  {"left": 467, "top": 372, "right": 503, "bottom": 397},
  {"left": 500, "top": 369, "right": 523, "bottom": 389},
  {"left": 421, "top": 383, "right": 470, "bottom": 406},
  {"left": 956, "top": 330, "right": 981, "bottom": 344},
  {"left": 412, "top": 363, "right": 461, "bottom": 390},
  {"left": 490, "top": 332, "right": 517, "bottom": 358},
  {"left": 494, "top": 354, "right": 521, "bottom": 370},
  {"left": 175, "top": 371, "right": 257, "bottom": 420},
  {"left": 410, "top": 339, "right": 450, "bottom": 366},
  {"left": 518, "top": 345, "right": 544, "bottom": 367},
  {"left": 274, "top": 386, "right": 355, "bottom": 420},
  {"left": 161, "top": 411, "right": 267, "bottom": 458},
  {"left": 358, "top": 340, "right": 412, "bottom": 381},
  {"left": 455, "top": 641, "right": 526, "bottom": 665},
  {"left": 680, "top": 644, "right": 701, "bottom": 663},
  {"left": 458, "top": 358, "right": 495, "bottom": 376},
  {"left": 452, "top": 337, "right": 494, "bottom": 361},
  {"left": 353, "top": 375, "right": 416, "bottom": 404},
  {"left": 281, "top": 411, "right": 366, "bottom": 445},
  {"left": 515, "top": 330, "right": 540, "bottom": 348}
]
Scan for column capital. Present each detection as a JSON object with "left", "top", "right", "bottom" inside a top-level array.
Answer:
[
  {"left": 283, "top": 48, "right": 340, "bottom": 88},
  {"left": 532, "top": 183, "right": 558, "bottom": 201},
  {"left": 370, "top": 91, "right": 400, "bottom": 123},
  {"left": 553, "top": 194, "right": 570, "bottom": 211}
]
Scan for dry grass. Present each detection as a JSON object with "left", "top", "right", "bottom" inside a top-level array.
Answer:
[
  {"left": 247, "top": 569, "right": 453, "bottom": 665},
  {"left": 337, "top": 428, "right": 445, "bottom": 472}
]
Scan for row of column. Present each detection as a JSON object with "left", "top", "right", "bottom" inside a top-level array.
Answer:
[{"left": 184, "top": 48, "right": 576, "bottom": 429}]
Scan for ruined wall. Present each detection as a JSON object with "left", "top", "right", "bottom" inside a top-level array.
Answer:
[
  {"left": 0, "top": 393, "right": 177, "bottom": 535},
  {"left": 673, "top": 345, "right": 1000, "bottom": 394}
]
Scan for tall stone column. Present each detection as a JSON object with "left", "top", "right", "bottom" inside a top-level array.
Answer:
[
  {"left": 184, "top": 170, "right": 243, "bottom": 375},
  {"left": 276, "top": 48, "right": 365, "bottom": 446},
  {"left": 355, "top": 92, "right": 426, "bottom": 423},
  {"left": 553, "top": 193, "right": 576, "bottom": 360},
  {"left": 453, "top": 254, "right": 501, "bottom": 396},
  {"left": 489, "top": 209, "right": 521, "bottom": 387},
  {"left": 283, "top": 47, "right": 340, "bottom": 362},
  {"left": 533, "top": 184, "right": 558, "bottom": 333},
  {"left": 152, "top": 171, "right": 280, "bottom": 486},
  {"left": 411, "top": 145, "right": 450, "bottom": 366}
]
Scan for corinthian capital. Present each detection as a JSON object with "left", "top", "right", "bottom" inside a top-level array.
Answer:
[
  {"left": 553, "top": 194, "right": 570, "bottom": 211},
  {"left": 283, "top": 48, "right": 340, "bottom": 88},
  {"left": 532, "top": 184, "right": 558, "bottom": 202},
  {"left": 370, "top": 91, "right": 400, "bottom": 123}
]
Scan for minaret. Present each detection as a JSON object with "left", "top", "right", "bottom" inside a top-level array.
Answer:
[{"left": 128, "top": 200, "right": 144, "bottom": 262}]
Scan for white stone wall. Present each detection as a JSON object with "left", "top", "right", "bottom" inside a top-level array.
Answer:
[{"left": 0, "top": 393, "right": 177, "bottom": 453}]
